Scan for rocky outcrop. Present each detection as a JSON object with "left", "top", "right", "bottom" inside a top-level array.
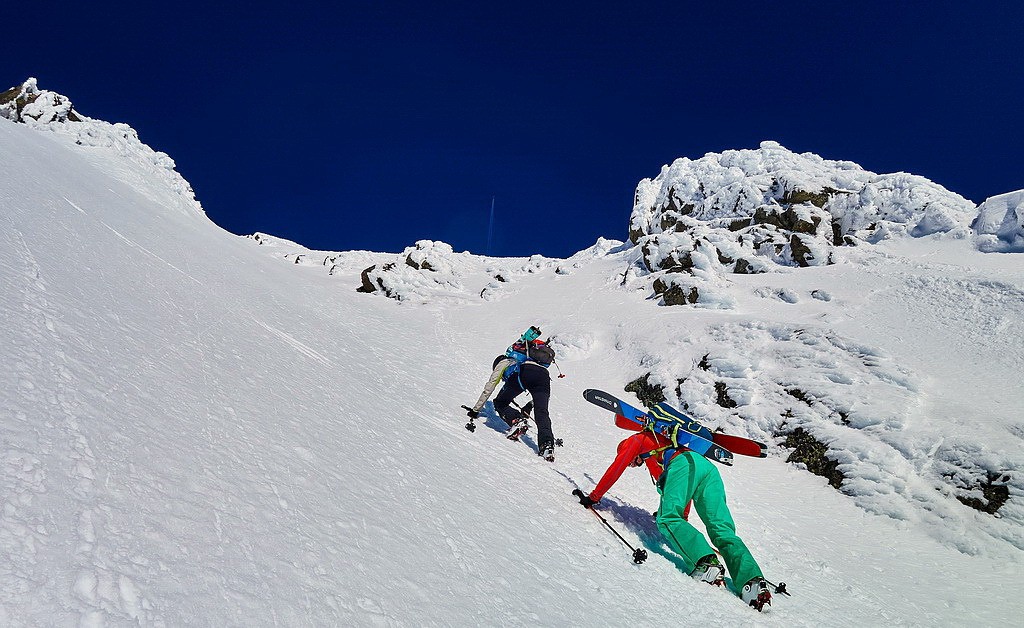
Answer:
[
  {"left": 781, "top": 427, "right": 846, "bottom": 489},
  {"left": 653, "top": 276, "right": 699, "bottom": 306},
  {"left": 627, "top": 142, "right": 977, "bottom": 307},
  {"left": 1, "top": 78, "right": 82, "bottom": 124},
  {"left": 624, "top": 374, "right": 666, "bottom": 408},
  {"left": 955, "top": 472, "right": 1011, "bottom": 515}
]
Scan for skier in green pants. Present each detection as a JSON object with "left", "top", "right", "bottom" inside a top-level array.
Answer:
[{"left": 575, "top": 429, "right": 772, "bottom": 611}]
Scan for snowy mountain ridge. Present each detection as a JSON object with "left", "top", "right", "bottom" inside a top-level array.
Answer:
[
  {"left": 2, "top": 80, "right": 1022, "bottom": 626},
  {"left": 1, "top": 78, "right": 204, "bottom": 219}
]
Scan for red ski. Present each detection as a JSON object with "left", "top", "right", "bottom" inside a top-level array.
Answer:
[{"left": 711, "top": 432, "right": 767, "bottom": 458}]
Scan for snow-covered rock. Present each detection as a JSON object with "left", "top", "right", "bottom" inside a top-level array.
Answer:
[
  {"left": 974, "top": 189, "right": 1024, "bottom": 251},
  {"left": 0, "top": 77, "right": 82, "bottom": 124},
  {"left": 631, "top": 141, "right": 976, "bottom": 245},
  {"left": 628, "top": 142, "right": 978, "bottom": 306}
]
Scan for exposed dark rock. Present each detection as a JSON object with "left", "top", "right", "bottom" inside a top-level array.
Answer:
[
  {"left": 405, "top": 255, "right": 435, "bottom": 271},
  {"left": 714, "top": 382, "right": 737, "bottom": 408},
  {"left": 660, "top": 212, "right": 680, "bottom": 232},
  {"left": 653, "top": 278, "right": 698, "bottom": 305},
  {"left": 0, "top": 86, "right": 19, "bottom": 105},
  {"left": 781, "top": 427, "right": 845, "bottom": 489},
  {"left": 624, "top": 374, "right": 666, "bottom": 408},
  {"left": 754, "top": 205, "right": 822, "bottom": 235},
  {"left": 728, "top": 218, "right": 752, "bottom": 231},
  {"left": 781, "top": 188, "right": 835, "bottom": 208},
  {"left": 733, "top": 258, "right": 765, "bottom": 274},
  {"left": 717, "top": 250, "right": 734, "bottom": 265},
  {"left": 785, "top": 388, "right": 813, "bottom": 404},
  {"left": 674, "top": 378, "right": 688, "bottom": 399},
  {"left": 956, "top": 472, "right": 1010, "bottom": 515},
  {"left": 662, "top": 250, "right": 695, "bottom": 273},
  {"left": 831, "top": 221, "right": 844, "bottom": 245},
  {"left": 494, "top": 274, "right": 506, "bottom": 282},
  {"left": 790, "top": 233, "right": 815, "bottom": 267},
  {"left": 659, "top": 189, "right": 695, "bottom": 223},
  {"left": 698, "top": 354, "right": 711, "bottom": 371},
  {"left": 357, "top": 265, "right": 377, "bottom": 293},
  {"left": 643, "top": 239, "right": 695, "bottom": 273}
]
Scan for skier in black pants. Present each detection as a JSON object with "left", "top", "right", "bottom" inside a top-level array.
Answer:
[{"left": 493, "top": 338, "right": 557, "bottom": 461}]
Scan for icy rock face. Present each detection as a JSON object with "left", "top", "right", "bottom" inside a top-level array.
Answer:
[
  {"left": 630, "top": 142, "right": 977, "bottom": 304},
  {"left": 974, "top": 190, "right": 1024, "bottom": 251}
]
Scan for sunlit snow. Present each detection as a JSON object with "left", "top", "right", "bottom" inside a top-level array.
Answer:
[{"left": 2, "top": 80, "right": 1021, "bottom": 626}]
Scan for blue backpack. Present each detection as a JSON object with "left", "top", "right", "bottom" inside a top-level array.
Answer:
[{"left": 502, "top": 340, "right": 555, "bottom": 381}]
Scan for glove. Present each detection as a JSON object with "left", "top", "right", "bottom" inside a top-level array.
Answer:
[
  {"left": 462, "top": 406, "right": 479, "bottom": 419},
  {"left": 572, "top": 489, "right": 596, "bottom": 509}
]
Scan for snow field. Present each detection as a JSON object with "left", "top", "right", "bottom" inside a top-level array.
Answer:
[{"left": 3, "top": 106, "right": 1023, "bottom": 626}]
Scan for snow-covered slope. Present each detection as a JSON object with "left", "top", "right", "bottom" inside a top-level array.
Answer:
[{"left": 1, "top": 83, "right": 1022, "bottom": 626}]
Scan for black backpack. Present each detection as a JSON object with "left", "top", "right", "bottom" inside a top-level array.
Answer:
[{"left": 526, "top": 340, "right": 556, "bottom": 366}]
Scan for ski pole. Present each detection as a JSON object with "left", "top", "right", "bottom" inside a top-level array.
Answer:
[
  {"left": 572, "top": 490, "right": 647, "bottom": 564},
  {"left": 552, "top": 360, "right": 565, "bottom": 379},
  {"left": 765, "top": 579, "right": 790, "bottom": 596},
  {"left": 460, "top": 405, "right": 478, "bottom": 432}
]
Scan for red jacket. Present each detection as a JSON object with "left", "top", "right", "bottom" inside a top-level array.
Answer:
[{"left": 589, "top": 430, "right": 684, "bottom": 502}]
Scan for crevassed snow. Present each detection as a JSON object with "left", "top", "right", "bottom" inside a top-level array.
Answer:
[{"left": 1, "top": 92, "right": 1022, "bottom": 627}]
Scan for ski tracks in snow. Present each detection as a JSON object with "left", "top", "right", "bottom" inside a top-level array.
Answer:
[
  {"left": 0, "top": 228, "right": 162, "bottom": 626},
  {"left": 251, "top": 319, "right": 334, "bottom": 368}
]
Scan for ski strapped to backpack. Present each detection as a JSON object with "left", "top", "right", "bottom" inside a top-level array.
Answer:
[{"left": 582, "top": 390, "right": 767, "bottom": 466}]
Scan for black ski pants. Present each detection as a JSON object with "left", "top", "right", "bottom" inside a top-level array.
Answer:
[{"left": 493, "top": 363, "right": 553, "bottom": 449}]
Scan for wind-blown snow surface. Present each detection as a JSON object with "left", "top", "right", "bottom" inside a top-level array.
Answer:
[{"left": 2, "top": 115, "right": 1022, "bottom": 626}]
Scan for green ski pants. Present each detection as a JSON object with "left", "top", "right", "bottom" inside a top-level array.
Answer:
[{"left": 656, "top": 451, "right": 762, "bottom": 589}]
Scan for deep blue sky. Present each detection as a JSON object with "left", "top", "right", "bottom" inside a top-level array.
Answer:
[{"left": 5, "top": 1, "right": 1022, "bottom": 257}]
